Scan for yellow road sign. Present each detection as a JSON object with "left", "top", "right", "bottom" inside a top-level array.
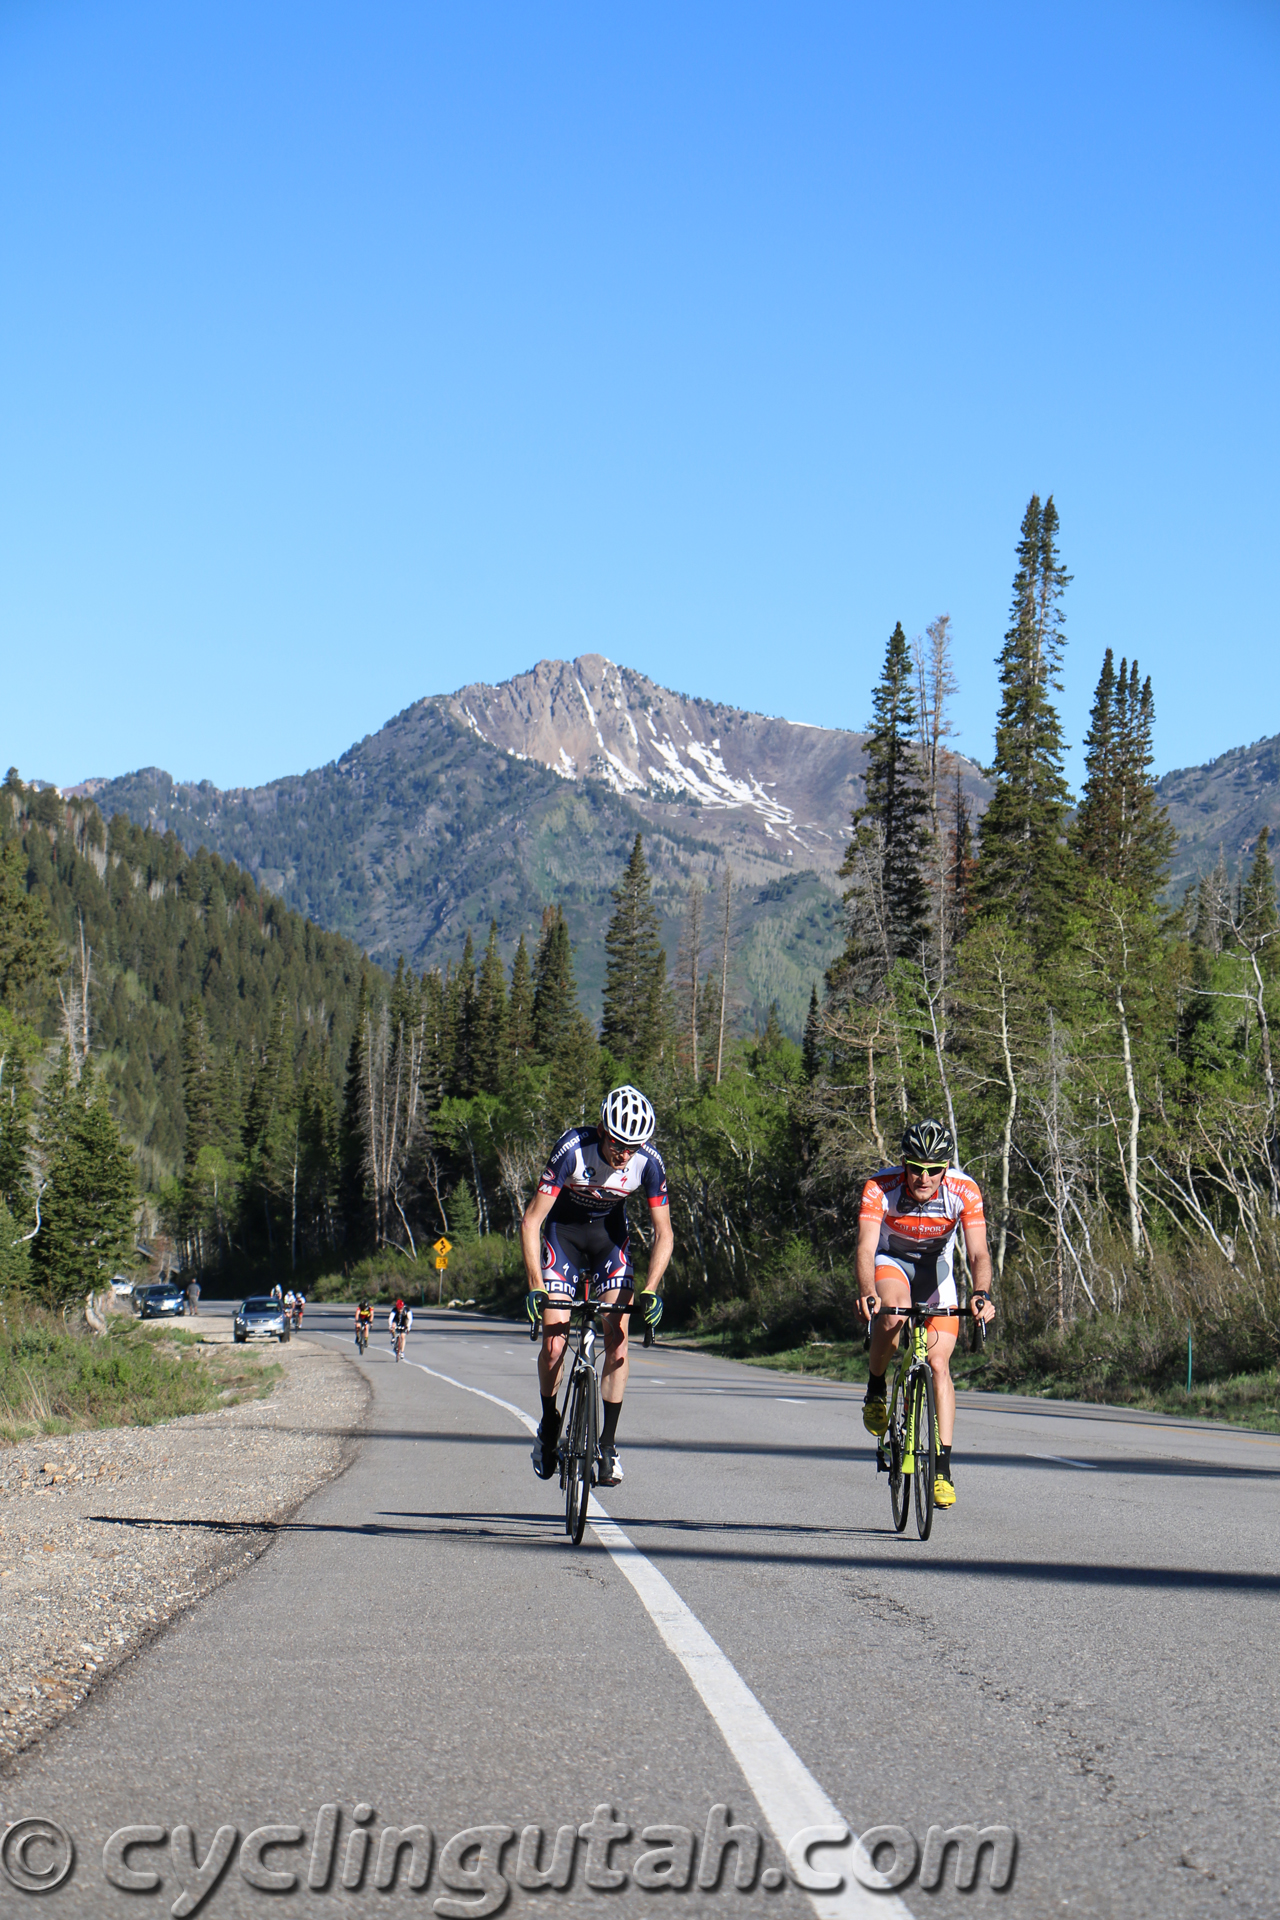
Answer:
[
  {"left": 434, "top": 1255, "right": 449, "bottom": 1271},
  {"left": 433, "top": 1236, "right": 452, "bottom": 1256}
]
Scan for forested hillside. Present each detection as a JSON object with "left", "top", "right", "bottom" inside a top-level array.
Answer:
[
  {"left": 6, "top": 495, "right": 1280, "bottom": 1415},
  {"left": 71, "top": 669, "right": 897, "bottom": 1037}
]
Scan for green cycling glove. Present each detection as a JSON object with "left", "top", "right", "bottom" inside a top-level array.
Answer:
[
  {"left": 638, "top": 1290, "right": 663, "bottom": 1329},
  {"left": 525, "top": 1289, "right": 550, "bottom": 1329}
]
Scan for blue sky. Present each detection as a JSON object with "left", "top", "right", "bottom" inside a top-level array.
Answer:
[{"left": 2, "top": 1, "right": 1277, "bottom": 793}]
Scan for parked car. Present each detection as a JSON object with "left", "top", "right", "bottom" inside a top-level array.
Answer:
[
  {"left": 234, "top": 1297, "right": 291, "bottom": 1344},
  {"left": 109, "top": 1275, "right": 136, "bottom": 1298},
  {"left": 137, "top": 1284, "right": 187, "bottom": 1319}
]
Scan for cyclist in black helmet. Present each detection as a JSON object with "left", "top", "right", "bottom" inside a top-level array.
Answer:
[
  {"left": 522, "top": 1084, "right": 671, "bottom": 1488},
  {"left": 857, "top": 1118, "right": 995, "bottom": 1510}
]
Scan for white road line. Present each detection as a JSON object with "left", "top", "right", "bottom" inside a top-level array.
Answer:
[
  {"left": 776, "top": 1397, "right": 809, "bottom": 1404},
  {"left": 409, "top": 1356, "right": 907, "bottom": 1919},
  {"left": 1027, "top": 1452, "right": 1098, "bottom": 1470}
]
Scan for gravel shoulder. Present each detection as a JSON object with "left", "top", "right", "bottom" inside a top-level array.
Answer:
[{"left": 0, "top": 1327, "right": 368, "bottom": 1765}]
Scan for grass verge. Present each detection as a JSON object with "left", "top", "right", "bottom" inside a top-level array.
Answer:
[
  {"left": 0, "top": 1308, "right": 280, "bottom": 1442},
  {"left": 699, "top": 1328, "right": 1280, "bottom": 1432}
]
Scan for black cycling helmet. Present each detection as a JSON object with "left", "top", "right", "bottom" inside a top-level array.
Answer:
[
  {"left": 901, "top": 1117, "right": 954, "bottom": 1167},
  {"left": 600, "top": 1084, "right": 657, "bottom": 1146}
]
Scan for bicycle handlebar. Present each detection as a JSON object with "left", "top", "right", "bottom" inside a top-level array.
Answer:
[
  {"left": 863, "top": 1300, "right": 991, "bottom": 1345},
  {"left": 529, "top": 1296, "right": 656, "bottom": 1347}
]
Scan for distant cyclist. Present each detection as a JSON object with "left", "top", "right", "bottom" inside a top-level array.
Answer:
[
  {"left": 389, "top": 1297, "right": 413, "bottom": 1359},
  {"left": 858, "top": 1118, "right": 995, "bottom": 1510},
  {"left": 522, "top": 1084, "right": 671, "bottom": 1488},
  {"left": 354, "top": 1299, "right": 373, "bottom": 1352}
]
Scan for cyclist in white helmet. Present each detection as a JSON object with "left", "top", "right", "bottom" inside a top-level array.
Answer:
[{"left": 522, "top": 1084, "right": 672, "bottom": 1488}]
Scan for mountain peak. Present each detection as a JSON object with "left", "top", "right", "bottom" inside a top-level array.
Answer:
[{"left": 439, "top": 654, "right": 870, "bottom": 859}]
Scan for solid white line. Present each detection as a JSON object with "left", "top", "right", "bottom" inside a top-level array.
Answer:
[
  {"left": 1027, "top": 1452, "right": 1098, "bottom": 1470},
  {"left": 409, "top": 1357, "right": 908, "bottom": 1918}
]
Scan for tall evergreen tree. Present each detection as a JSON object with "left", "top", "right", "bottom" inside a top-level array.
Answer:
[
  {"left": 507, "top": 936, "right": 534, "bottom": 1068},
  {"left": 446, "top": 935, "right": 477, "bottom": 1096},
  {"left": 832, "top": 621, "right": 931, "bottom": 995},
  {"left": 802, "top": 984, "right": 823, "bottom": 1080},
  {"left": 532, "top": 907, "right": 599, "bottom": 1120},
  {"left": 601, "top": 834, "right": 669, "bottom": 1068},
  {"left": 32, "top": 1054, "right": 136, "bottom": 1306},
  {"left": 1073, "top": 650, "right": 1175, "bottom": 902},
  {"left": 472, "top": 921, "right": 509, "bottom": 1094},
  {"left": 1240, "top": 827, "right": 1279, "bottom": 961},
  {"left": 975, "top": 494, "right": 1074, "bottom": 946},
  {"left": 532, "top": 909, "right": 580, "bottom": 1061}
]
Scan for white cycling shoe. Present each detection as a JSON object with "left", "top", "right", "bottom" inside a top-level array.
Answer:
[{"left": 596, "top": 1446, "right": 623, "bottom": 1487}]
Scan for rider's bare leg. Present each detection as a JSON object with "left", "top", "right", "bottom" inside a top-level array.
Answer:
[
  {"left": 868, "top": 1267, "right": 911, "bottom": 1376},
  {"left": 538, "top": 1302, "right": 570, "bottom": 1400},
  {"left": 926, "top": 1318, "right": 959, "bottom": 1447},
  {"left": 598, "top": 1287, "right": 633, "bottom": 1406}
]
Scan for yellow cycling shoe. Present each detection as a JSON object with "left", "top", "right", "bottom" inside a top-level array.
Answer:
[
  {"left": 933, "top": 1473, "right": 956, "bottom": 1508},
  {"left": 862, "top": 1393, "right": 889, "bottom": 1437}
]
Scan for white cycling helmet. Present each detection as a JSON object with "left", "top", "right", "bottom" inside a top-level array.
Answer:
[{"left": 600, "top": 1084, "right": 656, "bottom": 1146}]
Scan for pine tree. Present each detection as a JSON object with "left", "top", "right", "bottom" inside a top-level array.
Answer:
[
  {"left": 0, "top": 1009, "right": 37, "bottom": 1219},
  {"left": 601, "top": 834, "right": 668, "bottom": 1069},
  {"left": 532, "top": 907, "right": 599, "bottom": 1120},
  {"left": 1240, "top": 827, "right": 1279, "bottom": 961},
  {"left": 507, "top": 936, "right": 534, "bottom": 1068},
  {"left": 975, "top": 495, "right": 1074, "bottom": 946},
  {"left": 1073, "top": 650, "right": 1175, "bottom": 903},
  {"left": 833, "top": 622, "right": 931, "bottom": 995},
  {"left": 338, "top": 974, "right": 370, "bottom": 1246},
  {"left": 0, "top": 835, "right": 60, "bottom": 1015},
  {"left": 472, "top": 922, "right": 508, "bottom": 1095},
  {"left": 802, "top": 984, "right": 823, "bottom": 1080},
  {"left": 32, "top": 1054, "right": 136, "bottom": 1306},
  {"left": 446, "top": 935, "right": 477, "bottom": 1096}
]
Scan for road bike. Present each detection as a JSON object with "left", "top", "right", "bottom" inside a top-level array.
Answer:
[
  {"left": 530, "top": 1295, "right": 654, "bottom": 1544},
  {"left": 355, "top": 1322, "right": 370, "bottom": 1355},
  {"left": 867, "top": 1303, "right": 983, "bottom": 1541},
  {"left": 392, "top": 1324, "right": 408, "bottom": 1361}
]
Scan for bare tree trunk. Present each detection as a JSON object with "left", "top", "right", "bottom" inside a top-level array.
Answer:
[
  {"left": 716, "top": 866, "right": 733, "bottom": 1085},
  {"left": 995, "top": 957, "right": 1018, "bottom": 1285},
  {"left": 57, "top": 915, "right": 93, "bottom": 1082},
  {"left": 1244, "top": 944, "right": 1279, "bottom": 1217},
  {"left": 1114, "top": 986, "right": 1142, "bottom": 1257},
  {"left": 682, "top": 882, "right": 704, "bottom": 1079},
  {"left": 289, "top": 1126, "right": 298, "bottom": 1273}
]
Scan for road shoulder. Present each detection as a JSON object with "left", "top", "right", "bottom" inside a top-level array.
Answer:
[{"left": 0, "top": 1332, "right": 368, "bottom": 1767}]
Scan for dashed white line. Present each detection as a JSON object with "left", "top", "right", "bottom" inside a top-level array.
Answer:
[{"left": 1027, "top": 1452, "right": 1098, "bottom": 1470}]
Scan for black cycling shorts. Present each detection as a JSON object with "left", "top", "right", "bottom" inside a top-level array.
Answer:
[{"left": 541, "top": 1214, "right": 633, "bottom": 1297}]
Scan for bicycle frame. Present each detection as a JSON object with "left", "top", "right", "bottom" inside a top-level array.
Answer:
[{"left": 884, "top": 1320, "right": 924, "bottom": 1471}]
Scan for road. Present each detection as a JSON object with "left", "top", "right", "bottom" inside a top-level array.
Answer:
[{"left": 5, "top": 1301, "right": 1278, "bottom": 1919}]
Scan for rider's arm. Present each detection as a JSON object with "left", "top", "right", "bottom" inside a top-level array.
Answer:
[
  {"left": 643, "top": 1199, "right": 674, "bottom": 1292},
  {"left": 520, "top": 1186, "right": 558, "bottom": 1289},
  {"left": 856, "top": 1180, "right": 886, "bottom": 1315},
  {"left": 963, "top": 1216, "right": 995, "bottom": 1318}
]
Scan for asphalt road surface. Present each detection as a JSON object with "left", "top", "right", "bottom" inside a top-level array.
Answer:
[{"left": 5, "top": 1301, "right": 1278, "bottom": 1920}]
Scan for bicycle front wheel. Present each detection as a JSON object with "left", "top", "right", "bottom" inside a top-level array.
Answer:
[
  {"left": 888, "top": 1389, "right": 909, "bottom": 1533},
  {"left": 912, "top": 1367, "right": 937, "bottom": 1540},
  {"left": 564, "top": 1374, "right": 593, "bottom": 1545}
]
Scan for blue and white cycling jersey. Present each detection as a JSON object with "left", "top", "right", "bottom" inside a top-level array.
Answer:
[{"left": 537, "top": 1126, "right": 668, "bottom": 1228}]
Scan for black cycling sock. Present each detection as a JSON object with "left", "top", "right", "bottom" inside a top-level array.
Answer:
[
  {"left": 601, "top": 1400, "right": 621, "bottom": 1448},
  {"left": 939, "top": 1444, "right": 952, "bottom": 1478},
  {"left": 866, "top": 1369, "right": 886, "bottom": 1396},
  {"left": 540, "top": 1394, "right": 560, "bottom": 1435}
]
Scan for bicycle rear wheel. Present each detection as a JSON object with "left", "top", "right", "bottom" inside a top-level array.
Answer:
[
  {"left": 912, "top": 1367, "right": 937, "bottom": 1540},
  {"left": 888, "top": 1389, "right": 909, "bottom": 1533}
]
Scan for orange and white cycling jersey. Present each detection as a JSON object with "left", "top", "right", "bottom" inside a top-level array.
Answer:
[{"left": 859, "top": 1166, "right": 985, "bottom": 1308}]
